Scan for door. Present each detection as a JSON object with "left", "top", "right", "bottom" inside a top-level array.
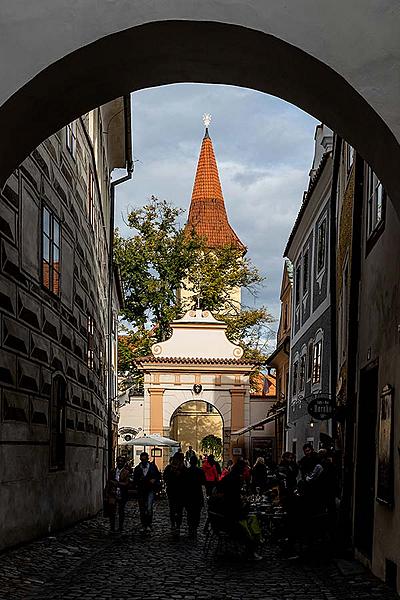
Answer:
[{"left": 354, "top": 364, "right": 378, "bottom": 559}]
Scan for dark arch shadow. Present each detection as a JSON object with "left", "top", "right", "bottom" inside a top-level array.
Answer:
[{"left": 1, "top": 20, "right": 399, "bottom": 208}]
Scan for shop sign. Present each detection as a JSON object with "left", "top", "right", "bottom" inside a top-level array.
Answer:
[
  {"left": 232, "top": 447, "right": 243, "bottom": 455},
  {"left": 307, "top": 396, "right": 333, "bottom": 420}
]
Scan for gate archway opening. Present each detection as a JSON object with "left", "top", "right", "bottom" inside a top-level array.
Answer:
[{"left": 170, "top": 400, "right": 224, "bottom": 462}]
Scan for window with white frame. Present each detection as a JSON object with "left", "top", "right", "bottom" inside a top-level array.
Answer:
[
  {"left": 317, "top": 218, "right": 327, "bottom": 273},
  {"left": 307, "top": 340, "right": 313, "bottom": 381},
  {"left": 366, "top": 166, "right": 385, "bottom": 238},
  {"left": 66, "top": 122, "right": 76, "bottom": 158},
  {"left": 312, "top": 339, "right": 322, "bottom": 384}
]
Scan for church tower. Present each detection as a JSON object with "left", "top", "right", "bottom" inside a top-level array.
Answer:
[{"left": 178, "top": 115, "right": 245, "bottom": 310}]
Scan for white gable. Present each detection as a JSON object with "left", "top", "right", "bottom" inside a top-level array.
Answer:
[{"left": 151, "top": 309, "right": 243, "bottom": 360}]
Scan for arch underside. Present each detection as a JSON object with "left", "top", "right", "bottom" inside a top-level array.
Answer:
[
  {"left": 1, "top": 20, "right": 399, "bottom": 211},
  {"left": 164, "top": 393, "right": 230, "bottom": 430}
]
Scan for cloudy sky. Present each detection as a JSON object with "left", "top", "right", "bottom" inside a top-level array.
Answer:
[{"left": 114, "top": 83, "right": 318, "bottom": 341}]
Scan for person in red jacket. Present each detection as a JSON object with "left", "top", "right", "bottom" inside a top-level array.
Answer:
[{"left": 202, "top": 455, "right": 220, "bottom": 497}]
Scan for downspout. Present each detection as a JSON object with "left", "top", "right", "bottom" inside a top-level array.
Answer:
[
  {"left": 107, "top": 95, "right": 133, "bottom": 473},
  {"left": 329, "top": 135, "right": 342, "bottom": 442}
]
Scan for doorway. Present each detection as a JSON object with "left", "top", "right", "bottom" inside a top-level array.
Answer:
[{"left": 354, "top": 363, "right": 378, "bottom": 559}]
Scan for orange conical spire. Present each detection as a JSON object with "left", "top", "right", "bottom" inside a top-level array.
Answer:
[{"left": 187, "top": 118, "right": 245, "bottom": 252}]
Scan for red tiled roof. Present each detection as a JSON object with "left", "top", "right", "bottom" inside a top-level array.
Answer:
[
  {"left": 187, "top": 130, "right": 245, "bottom": 252},
  {"left": 250, "top": 373, "right": 277, "bottom": 397},
  {"left": 135, "top": 355, "right": 257, "bottom": 366}
]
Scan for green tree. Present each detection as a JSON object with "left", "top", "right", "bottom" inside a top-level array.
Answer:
[
  {"left": 114, "top": 197, "right": 275, "bottom": 378},
  {"left": 200, "top": 434, "right": 223, "bottom": 461},
  {"left": 114, "top": 198, "right": 202, "bottom": 342}
]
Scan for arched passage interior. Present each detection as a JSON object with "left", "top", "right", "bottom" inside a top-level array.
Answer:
[{"left": 1, "top": 20, "right": 400, "bottom": 213}]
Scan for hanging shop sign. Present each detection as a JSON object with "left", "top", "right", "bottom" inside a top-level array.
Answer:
[{"left": 307, "top": 396, "right": 334, "bottom": 420}]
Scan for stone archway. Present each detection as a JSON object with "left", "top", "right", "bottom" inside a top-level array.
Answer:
[
  {"left": 1, "top": 17, "right": 400, "bottom": 211},
  {"left": 169, "top": 400, "right": 224, "bottom": 461}
]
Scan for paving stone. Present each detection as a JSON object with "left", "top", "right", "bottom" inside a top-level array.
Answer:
[{"left": 0, "top": 500, "right": 399, "bottom": 600}]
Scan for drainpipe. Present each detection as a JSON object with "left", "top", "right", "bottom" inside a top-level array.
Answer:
[
  {"left": 329, "top": 134, "right": 342, "bottom": 443},
  {"left": 107, "top": 96, "right": 133, "bottom": 474}
]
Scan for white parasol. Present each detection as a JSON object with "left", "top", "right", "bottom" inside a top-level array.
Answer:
[{"left": 119, "top": 433, "right": 180, "bottom": 447}]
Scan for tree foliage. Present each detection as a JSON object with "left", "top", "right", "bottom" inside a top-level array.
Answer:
[
  {"left": 114, "top": 197, "right": 275, "bottom": 379},
  {"left": 200, "top": 434, "right": 223, "bottom": 461}
]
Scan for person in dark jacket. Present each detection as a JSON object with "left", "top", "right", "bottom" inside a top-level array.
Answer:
[
  {"left": 133, "top": 452, "right": 161, "bottom": 533},
  {"left": 163, "top": 452, "right": 186, "bottom": 536},
  {"left": 251, "top": 457, "right": 269, "bottom": 493},
  {"left": 105, "top": 456, "right": 130, "bottom": 532},
  {"left": 184, "top": 454, "right": 206, "bottom": 538},
  {"left": 212, "top": 461, "right": 262, "bottom": 560},
  {"left": 298, "top": 443, "right": 324, "bottom": 516},
  {"left": 317, "top": 449, "right": 338, "bottom": 518},
  {"left": 278, "top": 452, "right": 299, "bottom": 497}
]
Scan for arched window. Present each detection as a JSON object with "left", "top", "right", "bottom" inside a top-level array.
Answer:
[{"left": 50, "top": 375, "right": 66, "bottom": 469}]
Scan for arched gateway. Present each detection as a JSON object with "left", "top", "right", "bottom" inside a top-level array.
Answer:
[
  {"left": 135, "top": 309, "right": 256, "bottom": 465},
  {"left": 169, "top": 400, "right": 224, "bottom": 460}
]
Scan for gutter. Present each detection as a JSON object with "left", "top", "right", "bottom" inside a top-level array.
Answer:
[{"left": 107, "top": 95, "right": 134, "bottom": 474}]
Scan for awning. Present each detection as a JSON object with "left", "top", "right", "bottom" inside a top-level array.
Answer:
[{"left": 231, "top": 406, "right": 286, "bottom": 436}]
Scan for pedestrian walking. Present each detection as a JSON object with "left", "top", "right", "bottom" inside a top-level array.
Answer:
[
  {"left": 298, "top": 443, "right": 324, "bottom": 513},
  {"left": 163, "top": 451, "right": 186, "bottom": 536},
  {"left": 202, "top": 455, "right": 220, "bottom": 497},
  {"left": 104, "top": 456, "right": 130, "bottom": 533},
  {"left": 317, "top": 448, "right": 338, "bottom": 529},
  {"left": 278, "top": 452, "right": 299, "bottom": 498},
  {"left": 184, "top": 454, "right": 206, "bottom": 538},
  {"left": 133, "top": 451, "right": 161, "bottom": 533},
  {"left": 184, "top": 445, "right": 196, "bottom": 467},
  {"left": 251, "top": 456, "right": 269, "bottom": 494}
]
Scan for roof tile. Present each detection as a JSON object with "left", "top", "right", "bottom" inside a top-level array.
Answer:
[{"left": 187, "top": 131, "right": 245, "bottom": 251}]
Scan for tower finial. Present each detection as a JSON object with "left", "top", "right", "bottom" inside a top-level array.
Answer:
[{"left": 202, "top": 113, "right": 212, "bottom": 129}]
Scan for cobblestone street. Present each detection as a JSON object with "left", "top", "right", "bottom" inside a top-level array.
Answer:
[{"left": 0, "top": 499, "right": 398, "bottom": 600}]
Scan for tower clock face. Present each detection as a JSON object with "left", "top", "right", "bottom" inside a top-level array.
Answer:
[{"left": 193, "top": 384, "right": 202, "bottom": 394}]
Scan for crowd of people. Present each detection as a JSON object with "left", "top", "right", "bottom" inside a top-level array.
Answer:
[{"left": 104, "top": 442, "right": 338, "bottom": 559}]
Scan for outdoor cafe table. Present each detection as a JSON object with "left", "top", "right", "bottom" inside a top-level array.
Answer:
[{"left": 248, "top": 498, "right": 287, "bottom": 542}]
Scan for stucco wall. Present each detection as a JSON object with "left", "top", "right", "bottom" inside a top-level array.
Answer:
[{"left": 356, "top": 192, "right": 400, "bottom": 586}]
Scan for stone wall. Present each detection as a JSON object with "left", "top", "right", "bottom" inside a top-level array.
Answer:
[{"left": 0, "top": 114, "right": 113, "bottom": 549}]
